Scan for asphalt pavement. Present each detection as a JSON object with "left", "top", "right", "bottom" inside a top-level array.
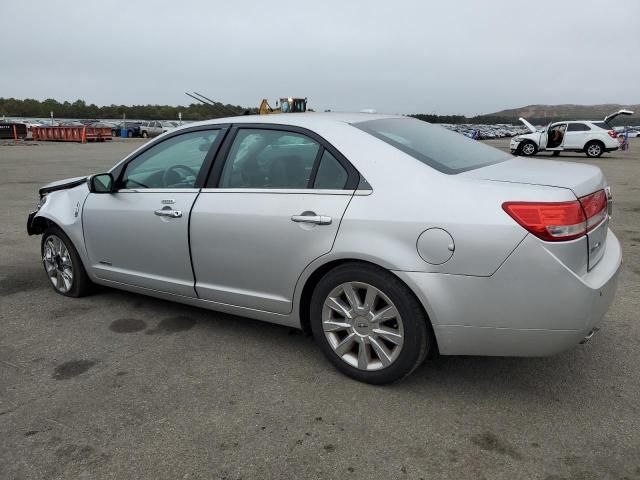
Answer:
[{"left": 1, "top": 137, "right": 639, "bottom": 479}]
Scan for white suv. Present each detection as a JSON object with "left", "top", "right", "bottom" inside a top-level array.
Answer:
[{"left": 510, "top": 109, "right": 633, "bottom": 158}]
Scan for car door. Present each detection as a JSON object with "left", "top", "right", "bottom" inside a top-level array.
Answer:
[
  {"left": 82, "top": 127, "right": 225, "bottom": 296},
  {"left": 564, "top": 122, "right": 591, "bottom": 149},
  {"left": 190, "top": 125, "right": 358, "bottom": 314},
  {"left": 538, "top": 123, "right": 552, "bottom": 149},
  {"left": 545, "top": 123, "right": 567, "bottom": 150}
]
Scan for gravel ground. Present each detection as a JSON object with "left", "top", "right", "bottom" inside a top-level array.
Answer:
[{"left": 1, "top": 137, "right": 639, "bottom": 480}]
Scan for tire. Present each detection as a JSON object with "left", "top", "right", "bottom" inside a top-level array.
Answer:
[
  {"left": 552, "top": 151, "right": 561, "bottom": 157},
  {"left": 519, "top": 141, "right": 537, "bottom": 156},
  {"left": 41, "top": 226, "right": 93, "bottom": 297},
  {"left": 585, "top": 141, "right": 604, "bottom": 158},
  {"left": 309, "top": 262, "right": 435, "bottom": 384},
  {"left": 142, "top": 131, "right": 148, "bottom": 138},
  {"left": 112, "top": 130, "right": 118, "bottom": 137},
  {"left": 127, "top": 130, "right": 133, "bottom": 138}
]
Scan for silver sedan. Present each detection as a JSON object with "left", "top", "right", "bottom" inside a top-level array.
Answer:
[{"left": 28, "top": 113, "right": 622, "bottom": 384}]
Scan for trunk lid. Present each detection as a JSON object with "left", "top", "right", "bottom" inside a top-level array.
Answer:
[
  {"left": 463, "top": 158, "right": 610, "bottom": 271},
  {"left": 603, "top": 109, "right": 634, "bottom": 125},
  {"left": 461, "top": 157, "right": 606, "bottom": 197}
]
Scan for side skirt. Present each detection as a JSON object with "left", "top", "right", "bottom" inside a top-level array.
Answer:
[{"left": 93, "top": 277, "right": 302, "bottom": 329}]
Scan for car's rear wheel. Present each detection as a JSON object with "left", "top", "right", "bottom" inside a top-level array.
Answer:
[
  {"left": 585, "top": 141, "right": 604, "bottom": 158},
  {"left": 520, "top": 141, "right": 537, "bottom": 156},
  {"left": 41, "top": 226, "right": 92, "bottom": 297},
  {"left": 310, "top": 263, "right": 434, "bottom": 384}
]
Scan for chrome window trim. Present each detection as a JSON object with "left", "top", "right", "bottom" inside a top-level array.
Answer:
[
  {"left": 198, "top": 188, "right": 355, "bottom": 195},
  {"left": 116, "top": 188, "right": 201, "bottom": 194}
]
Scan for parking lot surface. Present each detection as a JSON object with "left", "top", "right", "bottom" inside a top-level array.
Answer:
[{"left": 1, "top": 138, "right": 639, "bottom": 479}]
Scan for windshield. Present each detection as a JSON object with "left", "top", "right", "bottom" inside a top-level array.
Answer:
[{"left": 353, "top": 118, "right": 510, "bottom": 174}]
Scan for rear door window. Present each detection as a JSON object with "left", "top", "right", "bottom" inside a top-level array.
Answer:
[
  {"left": 567, "top": 123, "right": 591, "bottom": 132},
  {"left": 219, "top": 129, "right": 320, "bottom": 188}
]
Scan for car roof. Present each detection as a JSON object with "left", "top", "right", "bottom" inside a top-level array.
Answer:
[
  {"left": 178, "top": 112, "right": 402, "bottom": 130},
  {"left": 552, "top": 120, "right": 605, "bottom": 124}
]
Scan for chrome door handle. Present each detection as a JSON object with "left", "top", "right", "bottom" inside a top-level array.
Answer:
[
  {"left": 291, "top": 214, "right": 332, "bottom": 225},
  {"left": 154, "top": 208, "right": 183, "bottom": 218}
]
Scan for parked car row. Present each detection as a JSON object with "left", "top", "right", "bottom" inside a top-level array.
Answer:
[{"left": 441, "top": 123, "right": 530, "bottom": 140}]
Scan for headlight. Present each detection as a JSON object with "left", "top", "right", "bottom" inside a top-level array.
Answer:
[{"left": 36, "top": 194, "right": 47, "bottom": 210}]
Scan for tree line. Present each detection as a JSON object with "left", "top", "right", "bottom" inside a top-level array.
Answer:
[
  {"left": 1, "top": 97, "right": 637, "bottom": 125},
  {"left": 0, "top": 97, "right": 248, "bottom": 121}
]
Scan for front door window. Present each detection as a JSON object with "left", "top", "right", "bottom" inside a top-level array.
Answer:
[{"left": 121, "top": 130, "right": 219, "bottom": 189}]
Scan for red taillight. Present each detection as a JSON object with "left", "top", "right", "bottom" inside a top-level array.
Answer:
[
  {"left": 580, "top": 189, "right": 607, "bottom": 231},
  {"left": 608, "top": 130, "right": 618, "bottom": 139},
  {"left": 503, "top": 189, "right": 608, "bottom": 242},
  {"left": 502, "top": 201, "right": 586, "bottom": 241}
]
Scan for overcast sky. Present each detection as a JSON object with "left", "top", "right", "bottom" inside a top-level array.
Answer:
[{"left": 2, "top": 0, "right": 639, "bottom": 115}]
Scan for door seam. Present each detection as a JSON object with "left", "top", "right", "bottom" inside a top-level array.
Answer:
[{"left": 188, "top": 189, "right": 201, "bottom": 298}]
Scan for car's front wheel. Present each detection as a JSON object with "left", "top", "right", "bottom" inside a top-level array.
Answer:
[
  {"left": 520, "top": 141, "right": 537, "bottom": 156},
  {"left": 41, "top": 226, "right": 92, "bottom": 297},
  {"left": 585, "top": 141, "right": 604, "bottom": 158},
  {"left": 141, "top": 131, "right": 148, "bottom": 138},
  {"left": 310, "top": 263, "right": 434, "bottom": 384}
]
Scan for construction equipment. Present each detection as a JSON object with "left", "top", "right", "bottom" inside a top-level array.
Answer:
[
  {"left": 185, "top": 92, "right": 245, "bottom": 117},
  {"left": 259, "top": 97, "right": 308, "bottom": 115}
]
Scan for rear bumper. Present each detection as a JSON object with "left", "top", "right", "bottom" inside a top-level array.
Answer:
[{"left": 395, "top": 229, "right": 622, "bottom": 356}]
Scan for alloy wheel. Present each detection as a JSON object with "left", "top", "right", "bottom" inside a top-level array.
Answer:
[
  {"left": 322, "top": 282, "right": 404, "bottom": 371},
  {"left": 522, "top": 143, "right": 535, "bottom": 155},
  {"left": 43, "top": 235, "right": 74, "bottom": 293},
  {"left": 587, "top": 144, "right": 601, "bottom": 157}
]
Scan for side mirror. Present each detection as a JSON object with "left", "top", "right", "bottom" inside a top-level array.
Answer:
[{"left": 88, "top": 173, "right": 114, "bottom": 193}]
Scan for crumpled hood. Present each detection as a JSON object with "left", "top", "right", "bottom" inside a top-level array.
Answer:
[{"left": 39, "top": 176, "right": 87, "bottom": 195}]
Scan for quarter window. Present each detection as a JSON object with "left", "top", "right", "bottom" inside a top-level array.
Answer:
[
  {"left": 220, "top": 129, "right": 320, "bottom": 188},
  {"left": 313, "top": 150, "right": 348, "bottom": 189},
  {"left": 121, "top": 130, "right": 218, "bottom": 189}
]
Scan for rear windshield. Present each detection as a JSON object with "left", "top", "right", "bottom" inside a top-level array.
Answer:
[{"left": 353, "top": 118, "right": 510, "bottom": 174}]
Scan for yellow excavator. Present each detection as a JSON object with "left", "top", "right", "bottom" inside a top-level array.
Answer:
[{"left": 259, "top": 97, "right": 308, "bottom": 114}]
